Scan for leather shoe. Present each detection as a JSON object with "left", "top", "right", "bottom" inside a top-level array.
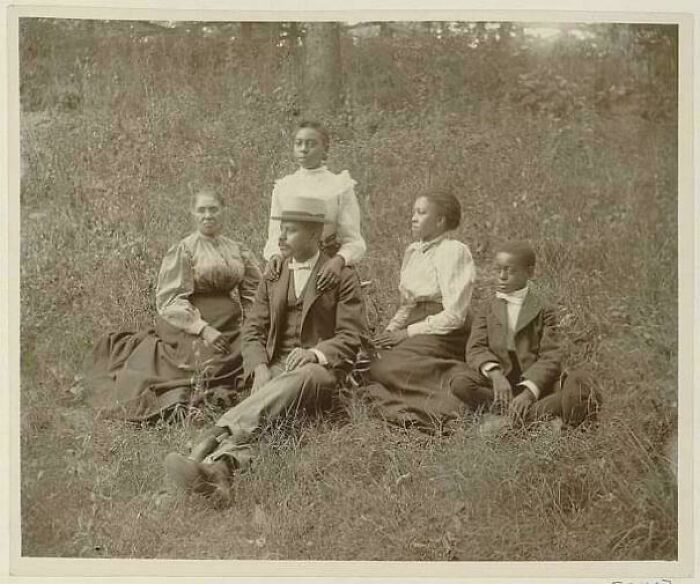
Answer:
[{"left": 164, "top": 452, "right": 231, "bottom": 500}]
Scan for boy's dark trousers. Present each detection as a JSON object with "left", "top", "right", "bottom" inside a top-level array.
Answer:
[{"left": 449, "top": 352, "right": 600, "bottom": 426}]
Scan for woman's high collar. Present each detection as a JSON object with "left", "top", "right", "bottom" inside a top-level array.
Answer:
[
  {"left": 297, "top": 165, "right": 328, "bottom": 176},
  {"left": 416, "top": 232, "right": 449, "bottom": 253},
  {"left": 195, "top": 230, "right": 222, "bottom": 242}
]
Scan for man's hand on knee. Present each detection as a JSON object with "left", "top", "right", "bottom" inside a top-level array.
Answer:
[{"left": 285, "top": 348, "right": 318, "bottom": 372}]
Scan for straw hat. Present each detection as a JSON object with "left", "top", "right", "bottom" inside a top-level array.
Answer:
[{"left": 271, "top": 196, "right": 329, "bottom": 224}]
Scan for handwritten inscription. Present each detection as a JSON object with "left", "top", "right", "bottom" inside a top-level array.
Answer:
[{"left": 611, "top": 580, "right": 671, "bottom": 584}]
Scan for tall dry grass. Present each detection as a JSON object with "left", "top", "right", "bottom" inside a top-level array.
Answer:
[{"left": 19, "top": 20, "right": 677, "bottom": 560}]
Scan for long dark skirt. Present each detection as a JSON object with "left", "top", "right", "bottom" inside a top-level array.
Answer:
[
  {"left": 83, "top": 293, "right": 245, "bottom": 422},
  {"left": 363, "top": 328, "right": 468, "bottom": 433}
]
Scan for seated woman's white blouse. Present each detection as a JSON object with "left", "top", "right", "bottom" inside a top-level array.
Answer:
[
  {"left": 385, "top": 235, "right": 476, "bottom": 337},
  {"left": 263, "top": 166, "right": 367, "bottom": 265},
  {"left": 156, "top": 232, "right": 262, "bottom": 336}
]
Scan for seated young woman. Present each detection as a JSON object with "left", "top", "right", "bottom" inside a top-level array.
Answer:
[
  {"left": 82, "top": 188, "right": 263, "bottom": 422},
  {"left": 362, "top": 189, "right": 476, "bottom": 432}
]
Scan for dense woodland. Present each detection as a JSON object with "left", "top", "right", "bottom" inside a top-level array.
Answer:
[{"left": 20, "top": 20, "right": 677, "bottom": 120}]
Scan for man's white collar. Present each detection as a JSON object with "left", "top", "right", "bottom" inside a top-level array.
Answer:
[{"left": 290, "top": 250, "right": 321, "bottom": 270}]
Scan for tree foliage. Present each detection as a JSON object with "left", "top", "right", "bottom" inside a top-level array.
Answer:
[{"left": 19, "top": 18, "right": 678, "bottom": 121}]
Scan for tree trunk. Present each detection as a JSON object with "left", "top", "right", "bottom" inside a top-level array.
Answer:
[
  {"left": 240, "top": 22, "right": 253, "bottom": 42},
  {"left": 379, "top": 22, "right": 393, "bottom": 38},
  {"left": 499, "top": 22, "right": 514, "bottom": 46},
  {"left": 475, "top": 22, "right": 487, "bottom": 43},
  {"left": 303, "top": 22, "right": 341, "bottom": 117},
  {"left": 261, "top": 21, "right": 281, "bottom": 45},
  {"left": 287, "top": 21, "right": 300, "bottom": 46}
]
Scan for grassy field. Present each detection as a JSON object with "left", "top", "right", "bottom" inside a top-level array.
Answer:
[{"left": 19, "top": 21, "right": 678, "bottom": 561}]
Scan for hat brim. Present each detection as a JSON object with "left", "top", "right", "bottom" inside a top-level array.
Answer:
[{"left": 271, "top": 212, "right": 330, "bottom": 224}]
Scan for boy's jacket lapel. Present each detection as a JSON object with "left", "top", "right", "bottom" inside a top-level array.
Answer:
[
  {"left": 490, "top": 298, "right": 508, "bottom": 348},
  {"left": 490, "top": 298, "right": 508, "bottom": 326},
  {"left": 513, "top": 291, "right": 543, "bottom": 335}
]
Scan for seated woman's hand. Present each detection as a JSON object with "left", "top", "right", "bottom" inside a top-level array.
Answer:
[
  {"left": 201, "top": 325, "right": 229, "bottom": 354},
  {"left": 373, "top": 329, "right": 408, "bottom": 349},
  {"left": 264, "top": 255, "right": 284, "bottom": 281},
  {"left": 316, "top": 255, "right": 344, "bottom": 292}
]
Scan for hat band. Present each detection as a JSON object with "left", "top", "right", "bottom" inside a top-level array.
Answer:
[{"left": 271, "top": 210, "right": 327, "bottom": 223}]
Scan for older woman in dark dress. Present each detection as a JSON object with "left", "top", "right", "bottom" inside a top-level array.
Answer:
[{"left": 83, "top": 188, "right": 262, "bottom": 421}]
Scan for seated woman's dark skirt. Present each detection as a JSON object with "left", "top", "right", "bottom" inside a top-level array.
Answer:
[
  {"left": 362, "top": 301, "right": 469, "bottom": 433},
  {"left": 83, "top": 293, "right": 244, "bottom": 422}
]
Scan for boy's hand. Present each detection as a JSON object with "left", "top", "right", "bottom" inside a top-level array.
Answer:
[
  {"left": 251, "top": 364, "right": 272, "bottom": 394},
  {"left": 373, "top": 329, "right": 408, "bottom": 349},
  {"left": 285, "top": 348, "right": 318, "bottom": 371},
  {"left": 316, "top": 255, "right": 345, "bottom": 291},
  {"left": 489, "top": 370, "right": 513, "bottom": 408},
  {"left": 264, "top": 255, "right": 283, "bottom": 281},
  {"left": 509, "top": 388, "right": 536, "bottom": 419}
]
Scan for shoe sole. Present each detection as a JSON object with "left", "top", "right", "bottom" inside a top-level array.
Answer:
[
  {"left": 165, "top": 452, "right": 229, "bottom": 500},
  {"left": 165, "top": 452, "right": 208, "bottom": 493}
]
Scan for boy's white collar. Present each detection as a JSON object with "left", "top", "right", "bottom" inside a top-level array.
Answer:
[{"left": 496, "top": 285, "right": 529, "bottom": 303}]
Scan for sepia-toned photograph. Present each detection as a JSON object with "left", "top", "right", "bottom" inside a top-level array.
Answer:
[{"left": 14, "top": 9, "right": 683, "bottom": 572}]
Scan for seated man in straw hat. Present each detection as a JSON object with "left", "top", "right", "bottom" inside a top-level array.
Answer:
[{"left": 164, "top": 195, "right": 367, "bottom": 500}]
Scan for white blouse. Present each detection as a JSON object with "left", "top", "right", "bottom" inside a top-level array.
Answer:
[
  {"left": 156, "top": 232, "right": 262, "bottom": 336},
  {"left": 263, "top": 166, "right": 366, "bottom": 265},
  {"left": 385, "top": 235, "right": 476, "bottom": 337}
]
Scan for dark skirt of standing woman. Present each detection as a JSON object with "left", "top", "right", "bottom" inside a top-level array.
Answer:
[{"left": 82, "top": 190, "right": 262, "bottom": 422}]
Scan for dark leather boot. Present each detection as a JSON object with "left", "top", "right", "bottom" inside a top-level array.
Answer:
[
  {"left": 189, "top": 427, "right": 230, "bottom": 461},
  {"left": 164, "top": 452, "right": 231, "bottom": 501}
]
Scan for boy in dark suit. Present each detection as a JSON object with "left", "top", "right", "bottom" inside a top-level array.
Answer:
[
  {"left": 449, "top": 241, "right": 599, "bottom": 428},
  {"left": 164, "top": 196, "right": 367, "bottom": 499}
]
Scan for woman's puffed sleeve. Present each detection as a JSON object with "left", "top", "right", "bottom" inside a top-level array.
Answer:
[
  {"left": 335, "top": 171, "right": 366, "bottom": 266},
  {"left": 155, "top": 242, "right": 208, "bottom": 335},
  {"left": 263, "top": 181, "right": 283, "bottom": 261},
  {"left": 236, "top": 244, "right": 263, "bottom": 313},
  {"left": 406, "top": 241, "right": 476, "bottom": 337}
]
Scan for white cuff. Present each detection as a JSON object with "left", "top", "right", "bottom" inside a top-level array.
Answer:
[
  {"left": 310, "top": 348, "right": 328, "bottom": 366},
  {"left": 187, "top": 319, "right": 208, "bottom": 336},
  {"left": 481, "top": 362, "right": 501, "bottom": 377},
  {"left": 406, "top": 322, "right": 426, "bottom": 337},
  {"left": 336, "top": 251, "right": 351, "bottom": 266},
  {"left": 518, "top": 379, "right": 541, "bottom": 400}
]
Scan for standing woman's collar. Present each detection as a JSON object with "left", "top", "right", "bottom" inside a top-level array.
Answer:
[{"left": 298, "top": 165, "right": 328, "bottom": 176}]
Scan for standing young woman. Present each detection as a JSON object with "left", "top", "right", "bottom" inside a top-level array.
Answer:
[
  {"left": 83, "top": 188, "right": 262, "bottom": 421},
  {"left": 364, "top": 189, "right": 476, "bottom": 432},
  {"left": 263, "top": 120, "right": 366, "bottom": 291}
]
